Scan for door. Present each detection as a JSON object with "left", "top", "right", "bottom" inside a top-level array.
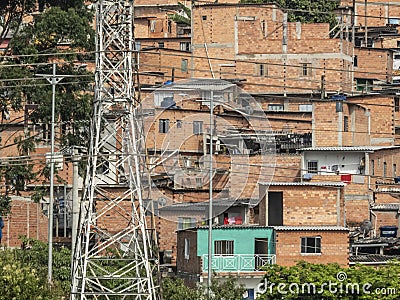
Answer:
[
  {"left": 254, "top": 238, "right": 268, "bottom": 270},
  {"left": 268, "top": 192, "right": 283, "bottom": 226}
]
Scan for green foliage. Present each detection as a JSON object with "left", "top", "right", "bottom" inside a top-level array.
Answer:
[
  {"left": 17, "top": 237, "right": 71, "bottom": 297},
  {"left": 0, "top": 1, "right": 94, "bottom": 207},
  {"left": 168, "top": 2, "right": 191, "bottom": 26},
  {"left": 258, "top": 261, "right": 400, "bottom": 300},
  {"left": 240, "top": 0, "right": 339, "bottom": 29},
  {"left": 0, "top": 237, "right": 71, "bottom": 299},
  {"left": 162, "top": 276, "right": 246, "bottom": 300},
  {"left": 0, "top": 194, "right": 11, "bottom": 216}
]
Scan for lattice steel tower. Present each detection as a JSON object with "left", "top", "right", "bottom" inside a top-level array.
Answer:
[{"left": 71, "top": 0, "right": 158, "bottom": 298}]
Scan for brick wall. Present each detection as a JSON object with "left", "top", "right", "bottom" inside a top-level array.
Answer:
[
  {"left": 351, "top": 0, "right": 400, "bottom": 27},
  {"left": 3, "top": 198, "right": 49, "bottom": 248},
  {"left": 371, "top": 211, "right": 399, "bottom": 236},
  {"left": 259, "top": 185, "right": 345, "bottom": 227},
  {"left": 275, "top": 230, "right": 349, "bottom": 266},
  {"left": 313, "top": 101, "right": 370, "bottom": 147},
  {"left": 192, "top": 4, "right": 353, "bottom": 94},
  {"left": 354, "top": 48, "right": 393, "bottom": 82}
]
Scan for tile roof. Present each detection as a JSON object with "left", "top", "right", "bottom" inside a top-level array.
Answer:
[
  {"left": 274, "top": 226, "right": 349, "bottom": 231},
  {"left": 259, "top": 182, "right": 346, "bottom": 187},
  {"left": 299, "top": 146, "right": 400, "bottom": 152}
]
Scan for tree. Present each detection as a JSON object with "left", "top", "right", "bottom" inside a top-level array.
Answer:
[
  {"left": 0, "top": 237, "right": 71, "bottom": 299},
  {"left": 240, "top": 0, "right": 339, "bottom": 29},
  {"left": 168, "top": 2, "right": 191, "bottom": 26},
  {"left": 0, "top": 1, "right": 94, "bottom": 203}
]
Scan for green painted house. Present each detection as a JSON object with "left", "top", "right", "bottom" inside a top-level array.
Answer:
[{"left": 177, "top": 225, "right": 276, "bottom": 274}]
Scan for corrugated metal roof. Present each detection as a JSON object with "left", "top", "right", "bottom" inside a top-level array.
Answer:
[
  {"left": 349, "top": 254, "right": 400, "bottom": 264},
  {"left": 157, "top": 78, "right": 235, "bottom": 92},
  {"left": 177, "top": 224, "right": 273, "bottom": 232},
  {"left": 259, "top": 182, "right": 345, "bottom": 187},
  {"left": 376, "top": 187, "right": 400, "bottom": 193},
  {"left": 274, "top": 226, "right": 349, "bottom": 231},
  {"left": 300, "top": 146, "right": 400, "bottom": 152},
  {"left": 371, "top": 203, "right": 400, "bottom": 211}
]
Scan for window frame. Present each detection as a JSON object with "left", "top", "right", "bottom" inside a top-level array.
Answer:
[
  {"left": 159, "top": 119, "right": 170, "bottom": 133},
  {"left": 307, "top": 160, "right": 318, "bottom": 174},
  {"left": 214, "top": 240, "right": 234, "bottom": 256},
  {"left": 301, "top": 236, "right": 321, "bottom": 255},
  {"left": 177, "top": 217, "right": 196, "bottom": 230},
  {"left": 301, "top": 63, "right": 312, "bottom": 77},
  {"left": 181, "top": 58, "right": 188, "bottom": 73},
  {"left": 268, "top": 104, "right": 284, "bottom": 111},
  {"left": 184, "top": 238, "right": 190, "bottom": 259},
  {"left": 343, "top": 116, "right": 349, "bottom": 132},
  {"left": 193, "top": 120, "right": 203, "bottom": 135}
]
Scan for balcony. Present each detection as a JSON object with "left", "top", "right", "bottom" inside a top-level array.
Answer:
[{"left": 201, "top": 254, "right": 276, "bottom": 273}]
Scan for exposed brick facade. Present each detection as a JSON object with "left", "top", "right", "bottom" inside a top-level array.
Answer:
[
  {"left": 275, "top": 229, "right": 349, "bottom": 266},
  {"left": 259, "top": 184, "right": 345, "bottom": 227}
]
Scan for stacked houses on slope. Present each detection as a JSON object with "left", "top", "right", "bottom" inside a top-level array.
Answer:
[{"left": 2, "top": 1, "right": 400, "bottom": 297}]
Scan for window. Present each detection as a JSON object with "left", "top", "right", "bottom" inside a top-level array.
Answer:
[
  {"left": 395, "top": 97, "right": 399, "bottom": 112},
  {"left": 394, "top": 54, "right": 400, "bottom": 60},
  {"left": 158, "top": 42, "right": 164, "bottom": 48},
  {"left": 384, "top": 162, "right": 387, "bottom": 178},
  {"left": 177, "top": 119, "right": 182, "bottom": 128},
  {"left": 301, "top": 63, "right": 312, "bottom": 76},
  {"left": 42, "top": 123, "right": 51, "bottom": 142},
  {"left": 193, "top": 121, "right": 203, "bottom": 135},
  {"left": 202, "top": 15, "right": 207, "bottom": 20},
  {"left": 394, "top": 164, "right": 397, "bottom": 178},
  {"left": 214, "top": 240, "right": 234, "bottom": 255},
  {"left": 195, "top": 177, "right": 203, "bottom": 187},
  {"left": 149, "top": 20, "right": 156, "bottom": 32},
  {"left": 177, "top": 217, "right": 196, "bottom": 230},
  {"left": 181, "top": 59, "right": 188, "bottom": 73},
  {"left": 397, "top": 41, "right": 400, "bottom": 48},
  {"left": 344, "top": 116, "right": 349, "bottom": 132},
  {"left": 268, "top": 104, "right": 284, "bottom": 111},
  {"left": 354, "top": 55, "right": 358, "bottom": 67},
  {"left": 371, "top": 159, "right": 375, "bottom": 176},
  {"left": 301, "top": 236, "right": 321, "bottom": 254},
  {"left": 142, "top": 199, "right": 159, "bottom": 216},
  {"left": 261, "top": 20, "right": 267, "bottom": 36},
  {"left": 184, "top": 238, "right": 190, "bottom": 259},
  {"left": 299, "top": 104, "right": 312, "bottom": 112},
  {"left": 167, "top": 20, "right": 172, "bottom": 33},
  {"left": 180, "top": 42, "right": 191, "bottom": 52},
  {"left": 135, "top": 41, "right": 141, "bottom": 50},
  {"left": 307, "top": 160, "right": 318, "bottom": 174},
  {"left": 159, "top": 119, "right": 169, "bottom": 133},
  {"left": 256, "top": 64, "right": 267, "bottom": 77}
]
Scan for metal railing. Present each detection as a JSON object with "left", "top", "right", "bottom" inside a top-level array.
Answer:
[{"left": 202, "top": 254, "right": 276, "bottom": 272}]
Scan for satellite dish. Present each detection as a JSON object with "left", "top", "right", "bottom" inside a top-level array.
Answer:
[
  {"left": 360, "top": 220, "right": 372, "bottom": 237},
  {"left": 158, "top": 197, "right": 167, "bottom": 207},
  {"left": 245, "top": 105, "right": 254, "bottom": 115}
]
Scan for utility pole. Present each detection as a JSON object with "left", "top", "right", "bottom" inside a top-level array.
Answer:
[
  {"left": 71, "top": 147, "right": 80, "bottom": 264},
  {"left": 36, "top": 62, "right": 64, "bottom": 284},
  {"left": 208, "top": 90, "right": 214, "bottom": 298}
]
